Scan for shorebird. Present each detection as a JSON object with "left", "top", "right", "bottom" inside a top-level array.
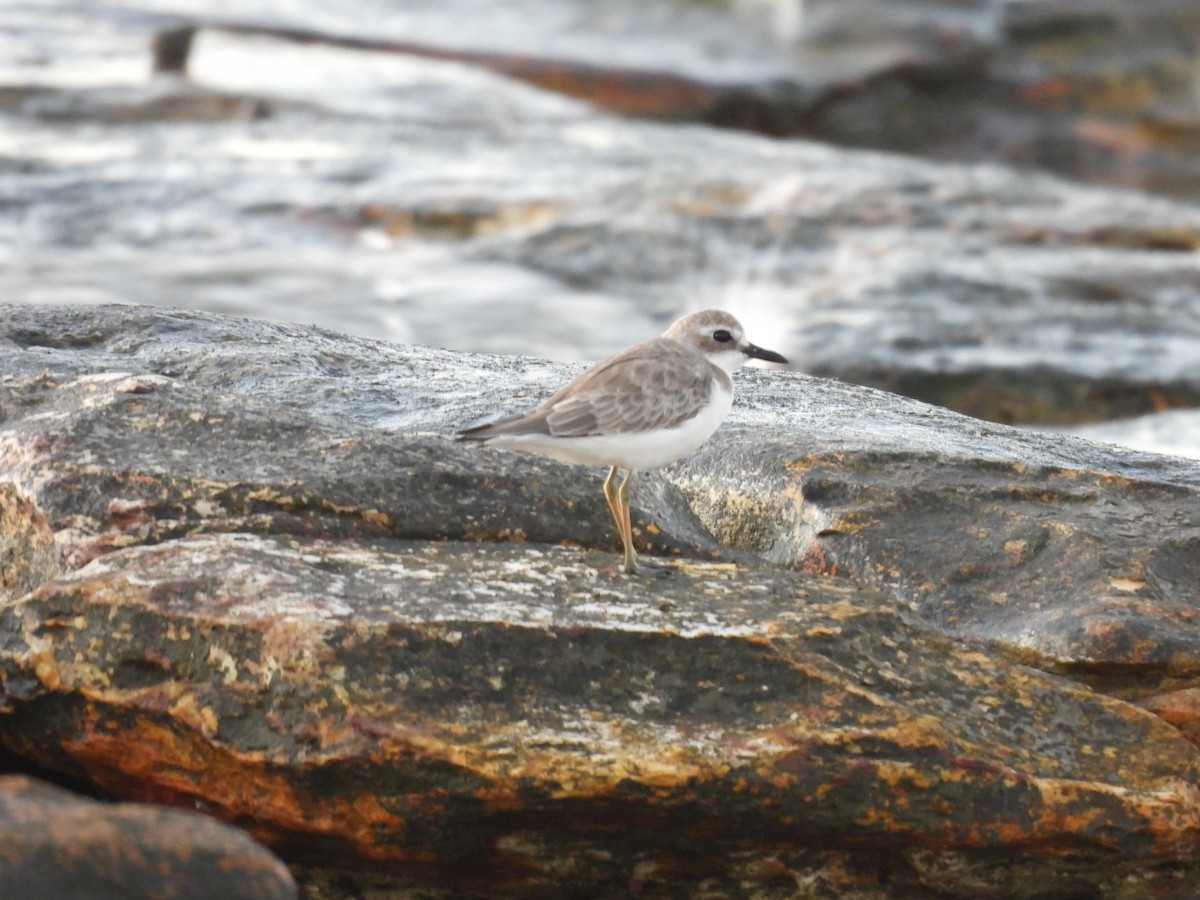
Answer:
[{"left": 459, "top": 309, "right": 787, "bottom": 573}]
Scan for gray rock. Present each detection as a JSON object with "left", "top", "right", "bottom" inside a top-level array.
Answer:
[{"left": 3, "top": 303, "right": 1198, "bottom": 680}]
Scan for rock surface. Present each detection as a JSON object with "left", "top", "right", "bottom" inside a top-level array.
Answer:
[
  {"left": 2, "top": 303, "right": 1200, "bottom": 896},
  {"left": 674, "top": 391, "right": 1200, "bottom": 698},
  {"left": 0, "top": 483, "right": 58, "bottom": 604},
  {"left": 3, "top": 534, "right": 1199, "bottom": 897},
  {"left": 0, "top": 774, "right": 296, "bottom": 900}
]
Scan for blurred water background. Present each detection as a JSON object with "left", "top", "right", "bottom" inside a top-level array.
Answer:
[{"left": 3, "top": 0, "right": 1200, "bottom": 455}]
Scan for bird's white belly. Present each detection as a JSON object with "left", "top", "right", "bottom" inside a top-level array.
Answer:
[{"left": 490, "top": 385, "right": 734, "bottom": 471}]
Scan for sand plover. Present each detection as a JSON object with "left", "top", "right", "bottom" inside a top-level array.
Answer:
[{"left": 458, "top": 309, "right": 788, "bottom": 573}]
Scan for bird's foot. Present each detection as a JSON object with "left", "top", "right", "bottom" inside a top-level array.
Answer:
[{"left": 622, "top": 554, "right": 673, "bottom": 577}]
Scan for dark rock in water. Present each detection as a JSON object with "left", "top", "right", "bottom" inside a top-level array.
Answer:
[
  {"left": 2, "top": 303, "right": 1200, "bottom": 897},
  {"left": 780, "top": 1, "right": 1200, "bottom": 200},
  {"left": 20, "top": 83, "right": 272, "bottom": 125},
  {"left": 156, "top": 2, "right": 1200, "bottom": 200},
  {"left": 152, "top": 24, "right": 195, "bottom": 74},
  {"left": 0, "top": 774, "right": 295, "bottom": 900}
]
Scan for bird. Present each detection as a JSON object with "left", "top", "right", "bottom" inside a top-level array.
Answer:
[{"left": 458, "top": 309, "right": 788, "bottom": 574}]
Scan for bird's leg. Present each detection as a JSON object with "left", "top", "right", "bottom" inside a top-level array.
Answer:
[
  {"left": 604, "top": 466, "right": 637, "bottom": 572},
  {"left": 617, "top": 468, "right": 639, "bottom": 574},
  {"left": 602, "top": 466, "right": 623, "bottom": 539},
  {"left": 602, "top": 466, "right": 638, "bottom": 573}
]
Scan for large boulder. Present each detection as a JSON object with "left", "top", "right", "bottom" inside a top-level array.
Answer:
[
  {"left": 2, "top": 303, "right": 1200, "bottom": 896},
  {"left": 3, "top": 533, "right": 1198, "bottom": 897}
]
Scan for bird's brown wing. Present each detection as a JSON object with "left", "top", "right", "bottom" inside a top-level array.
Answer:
[{"left": 460, "top": 338, "right": 719, "bottom": 439}]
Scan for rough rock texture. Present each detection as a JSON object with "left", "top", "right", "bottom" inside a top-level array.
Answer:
[
  {"left": 0, "top": 774, "right": 296, "bottom": 900},
  {"left": 0, "top": 336, "right": 733, "bottom": 573},
  {"left": 674, "top": 391, "right": 1200, "bottom": 697},
  {"left": 2, "top": 534, "right": 1198, "bottom": 897},
  {"left": 2, "top": 304, "right": 1200, "bottom": 897},
  {"left": 0, "top": 484, "right": 58, "bottom": 604}
]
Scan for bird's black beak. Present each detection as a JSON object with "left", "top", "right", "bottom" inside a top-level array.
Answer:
[{"left": 742, "top": 342, "right": 788, "bottom": 365}]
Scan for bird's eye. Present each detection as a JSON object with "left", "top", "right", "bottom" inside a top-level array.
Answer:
[{"left": 712, "top": 329, "right": 733, "bottom": 343}]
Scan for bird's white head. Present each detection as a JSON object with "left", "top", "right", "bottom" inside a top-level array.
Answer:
[{"left": 663, "top": 309, "right": 788, "bottom": 375}]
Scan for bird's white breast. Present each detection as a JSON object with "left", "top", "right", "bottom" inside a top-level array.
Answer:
[{"left": 487, "top": 380, "right": 734, "bottom": 471}]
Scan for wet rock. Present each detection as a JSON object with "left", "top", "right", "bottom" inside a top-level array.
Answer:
[
  {"left": 164, "top": 1, "right": 1200, "bottom": 199},
  {"left": 19, "top": 84, "right": 272, "bottom": 124},
  {"left": 2, "top": 302, "right": 1198, "bottom": 688},
  {"left": 670, "top": 378, "right": 1200, "bottom": 698},
  {"left": 792, "top": 1, "right": 1200, "bottom": 199},
  {"left": 2, "top": 535, "right": 1199, "bottom": 897},
  {"left": 0, "top": 313, "right": 733, "bottom": 577},
  {"left": 2, "top": 303, "right": 1200, "bottom": 895},
  {"left": 0, "top": 774, "right": 296, "bottom": 900}
]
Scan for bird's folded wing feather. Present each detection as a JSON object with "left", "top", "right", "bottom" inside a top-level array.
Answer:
[
  {"left": 465, "top": 339, "right": 715, "bottom": 438},
  {"left": 544, "top": 357, "right": 712, "bottom": 434}
]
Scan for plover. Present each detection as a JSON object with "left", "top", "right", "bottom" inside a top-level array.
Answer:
[{"left": 458, "top": 309, "right": 787, "bottom": 573}]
